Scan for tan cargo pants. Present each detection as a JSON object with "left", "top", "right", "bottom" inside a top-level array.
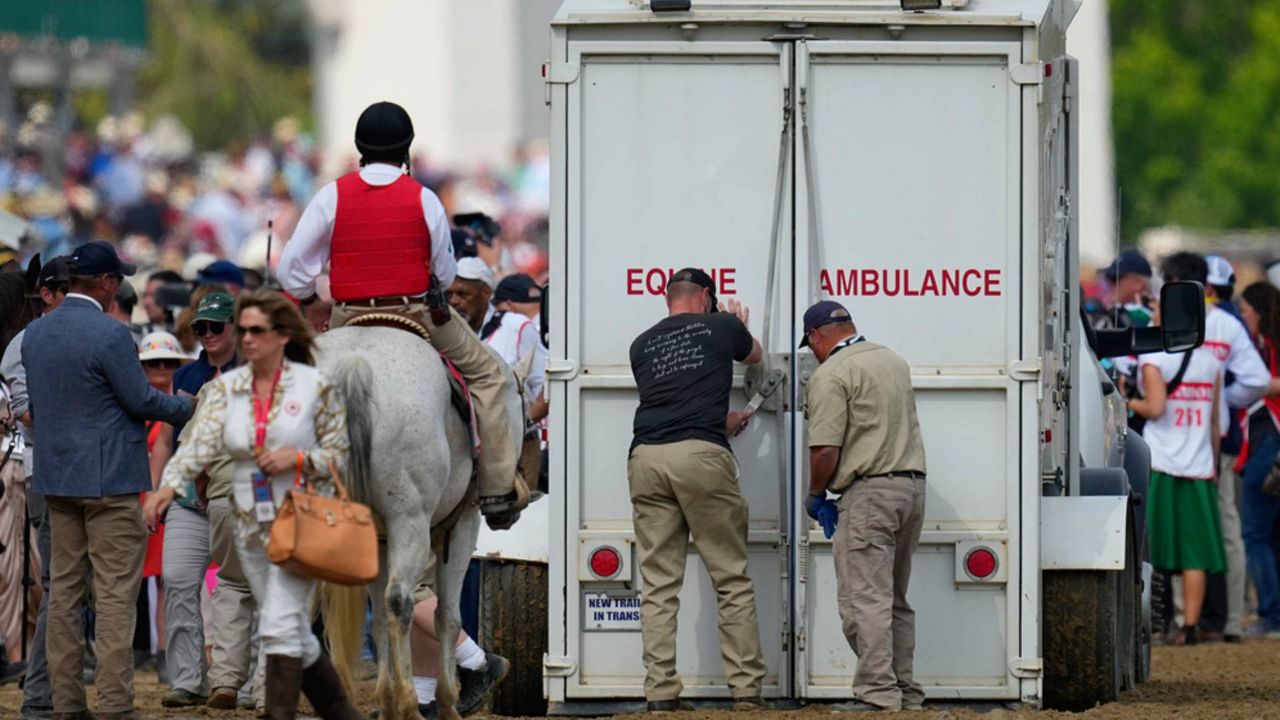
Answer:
[
  {"left": 627, "top": 439, "right": 767, "bottom": 701},
  {"left": 833, "top": 475, "right": 926, "bottom": 711},
  {"left": 46, "top": 494, "right": 146, "bottom": 714},
  {"left": 332, "top": 301, "right": 517, "bottom": 498}
]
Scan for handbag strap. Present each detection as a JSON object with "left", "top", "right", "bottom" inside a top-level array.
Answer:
[
  {"left": 1165, "top": 350, "right": 1194, "bottom": 397},
  {"left": 327, "top": 460, "right": 350, "bottom": 502}
]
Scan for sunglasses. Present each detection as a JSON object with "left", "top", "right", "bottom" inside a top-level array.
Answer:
[
  {"left": 143, "top": 359, "right": 181, "bottom": 370},
  {"left": 191, "top": 321, "right": 227, "bottom": 337},
  {"left": 236, "top": 324, "right": 278, "bottom": 337}
]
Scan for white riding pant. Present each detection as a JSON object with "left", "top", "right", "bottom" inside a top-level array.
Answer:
[{"left": 234, "top": 521, "right": 321, "bottom": 666}]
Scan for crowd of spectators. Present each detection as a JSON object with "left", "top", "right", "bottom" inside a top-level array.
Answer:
[{"left": 0, "top": 104, "right": 551, "bottom": 296}]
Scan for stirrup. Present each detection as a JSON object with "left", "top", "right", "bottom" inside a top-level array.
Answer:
[{"left": 479, "top": 476, "right": 530, "bottom": 530}]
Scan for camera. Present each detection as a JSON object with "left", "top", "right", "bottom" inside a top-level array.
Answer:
[
  {"left": 154, "top": 282, "right": 192, "bottom": 317},
  {"left": 453, "top": 213, "right": 502, "bottom": 246}
]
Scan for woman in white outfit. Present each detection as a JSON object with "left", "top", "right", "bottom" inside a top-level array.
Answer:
[{"left": 144, "top": 291, "right": 362, "bottom": 720}]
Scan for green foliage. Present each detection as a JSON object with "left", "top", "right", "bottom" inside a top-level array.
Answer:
[
  {"left": 136, "top": 0, "right": 311, "bottom": 152},
  {"left": 1111, "top": 0, "right": 1280, "bottom": 239}
]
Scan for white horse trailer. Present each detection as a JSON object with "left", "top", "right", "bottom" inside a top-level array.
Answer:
[{"left": 538, "top": 0, "right": 1171, "bottom": 712}]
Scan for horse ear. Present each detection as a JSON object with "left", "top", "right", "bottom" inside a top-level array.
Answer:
[{"left": 25, "top": 253, "right": 42, "bottom": 290}]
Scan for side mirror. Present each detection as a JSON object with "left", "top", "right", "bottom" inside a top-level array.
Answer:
[
  {"left": 1086, "top": 281, "right": 1206, "bottom": 358},
  {"left": 1158, "top": 280, "right": 1206, "bottom": 352}
]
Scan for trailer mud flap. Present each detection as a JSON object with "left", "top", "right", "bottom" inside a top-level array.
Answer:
[{"left": 1041, "top": 495, "right": 1127, "bottom": 570}]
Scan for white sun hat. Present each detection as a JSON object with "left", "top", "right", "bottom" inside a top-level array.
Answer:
[{"left": 138, "top": 331, "right": 190, "bottom": 363}]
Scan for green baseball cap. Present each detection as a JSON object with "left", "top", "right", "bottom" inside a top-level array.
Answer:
[{"left": 192, "top": 292, "right": 235, "bottom": 322}]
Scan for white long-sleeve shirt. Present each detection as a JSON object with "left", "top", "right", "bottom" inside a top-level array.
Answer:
[
  {"left": 278, "top": 163, "right": 457, "bottom": 299},
  {"left": 1203, "top": 307, "right": 1270, "bottom": 409}
]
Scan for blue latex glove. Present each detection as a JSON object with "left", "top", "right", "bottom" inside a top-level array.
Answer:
[
  {"left": 816, "top": 501, "right": 839, "bottom": 540},
  {"left": 804, "top": 491, "right": 827, "bottom": 520}
]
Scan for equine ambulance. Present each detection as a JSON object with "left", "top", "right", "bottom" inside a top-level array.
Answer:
[{"left": 539, "top": 0, "right": 1199, "bottom": 711}]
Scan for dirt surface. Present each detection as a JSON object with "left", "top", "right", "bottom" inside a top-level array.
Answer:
[{"left": 4, "top": 639, "right": 1280, "bottom": 719}]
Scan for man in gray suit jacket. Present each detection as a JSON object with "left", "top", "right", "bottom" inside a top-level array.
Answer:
[{"left": 23, "top": 241, "right": 192, "bottom": 720}]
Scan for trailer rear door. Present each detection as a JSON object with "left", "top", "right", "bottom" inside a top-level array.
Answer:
[
  {"left": 556, "top": 38, "right": 794, "bottom": 699},
  {"left": 793, "top": 40, "right": 1028, "bottom": 700}
]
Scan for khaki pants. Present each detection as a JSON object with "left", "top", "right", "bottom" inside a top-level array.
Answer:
[
  {"left": 46, "top": 494, "right": 146, "bottom": 714},
  {"left": 207, "top": 496, "right": 261, "bottom": 692},
  {"left": 332, "top": 302, "right": 517, "bottom": 498},
  {"left": 833, "top": 476, "right": 926, "bottom": 711},
  {"left": 627, "top": 440, "right": 766, "bottom": 701},
  {"left": 0, "top": 458, "right": 38, "bottom": 662}
]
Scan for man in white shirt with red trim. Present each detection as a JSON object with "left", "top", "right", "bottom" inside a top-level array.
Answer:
[{"left": 278, "top": 101, "right": 528, "bottom": 530}]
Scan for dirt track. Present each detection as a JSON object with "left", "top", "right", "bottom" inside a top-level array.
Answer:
[{"left": 4, "top": 639, "right": 1280, "bottom": 719}]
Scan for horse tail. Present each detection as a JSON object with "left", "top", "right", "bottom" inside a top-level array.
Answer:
[
  {"left": 321, "top": 583, "right": 368, "bottom": 695},
  {"left": 330, "top": 355, "right": 375, "bottom": 504}
]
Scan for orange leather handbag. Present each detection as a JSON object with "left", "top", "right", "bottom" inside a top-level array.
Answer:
[{"left": 268, "top": 460, "right": 377, "bottom": 585}]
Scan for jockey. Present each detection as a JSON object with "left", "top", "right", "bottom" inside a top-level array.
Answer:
[{"left": 278, "top": 101, "right": 529, "bottom": 530}]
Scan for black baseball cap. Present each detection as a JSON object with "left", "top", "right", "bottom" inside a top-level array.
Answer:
[
  {"left": 69, "top": 241, "right": 136, "bottom": 277},
  {"left": 38, "top": 256, "right": 73, "bottom": 289},
  {"left": 494, "top": 273, "right": 543, "bottom": 304},
  {"left": 799, "top": 300, "right": 853, "bottom": 347},
  {"left": 668, "top": 267, "right": 718, "bottom": 311}
]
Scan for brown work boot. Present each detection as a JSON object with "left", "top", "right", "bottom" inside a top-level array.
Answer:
[
  {"left": 300, "top": 653, "right": 366, "bottom": 720},
  {"left": 480, "top": 475, "right": 531, "bottom": 530},
  {"left": 265, "top": 654, "right": 305, "bottom": 720}
]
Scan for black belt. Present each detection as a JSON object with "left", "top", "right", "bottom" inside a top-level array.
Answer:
[
  {"left": 338, "top": 294, "right": 427, "bottom": 308},
  {"left": 862, "top": 470, "right": 925, "bottom": 481}
]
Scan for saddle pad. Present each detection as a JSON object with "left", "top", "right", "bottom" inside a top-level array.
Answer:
[{"left": 441, "top": 356, "right": 481, "bottom": 459}]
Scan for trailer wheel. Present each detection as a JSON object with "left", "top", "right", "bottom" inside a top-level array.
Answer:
[
  {"left": 478, "top": 559, "right": 549, "bottom": 716},
  {"left": 1117, "top": 522, "right": 1140, "bottom": 691},
  {"left": 1043, "top": 570, "right": 1123, "bottom": 711}
]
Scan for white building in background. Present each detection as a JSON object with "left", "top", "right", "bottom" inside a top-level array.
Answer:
[
  {"left": 1066, "top": 0, "right": 1115, "bottom": 267},
  {"left": 306, "top": 0, "right": 560, "bottom": 176},
  {"left": 306, "top": 0, "right": 1115, "bottom": 265}
]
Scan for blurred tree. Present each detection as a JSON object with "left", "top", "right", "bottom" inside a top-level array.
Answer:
[
  {"left": 1111, "top": 0, "right": 1280, "bottom": 239},
  {"left": 136, "top": 0, "right": 311, "bottom": 151}
]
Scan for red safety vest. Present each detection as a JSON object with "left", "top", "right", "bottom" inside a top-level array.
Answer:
[{"left": 329, "top": 172, "right": 431, "bottom": 301}]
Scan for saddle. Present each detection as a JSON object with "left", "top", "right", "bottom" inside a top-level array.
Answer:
[{"left": 343, "top": 312, "right": 479, "bottom": 457}]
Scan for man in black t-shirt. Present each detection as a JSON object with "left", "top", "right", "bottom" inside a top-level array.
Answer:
[{"left": 627, "top": 268, "right": 766, "bottom": 712}]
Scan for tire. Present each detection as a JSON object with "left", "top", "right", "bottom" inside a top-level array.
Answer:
[
  {"left": 1043, "top": 570, "right": 1123, "bottom": 711},
  {"left": 1118, "top": 521, "right": 1139, "bottom": 691},
  {"left": 477, "top": 559, "right": 549, "bottom": 716}
]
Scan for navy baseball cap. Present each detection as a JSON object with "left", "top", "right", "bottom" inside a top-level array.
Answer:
[
  {"left": 800, "top": 300, "right": 854, "bottom": 347},
  {"left": 668, "top": 267, "right": 718, "bottom": 311},
  {"left": 197, "top": 260, "right": 246, "bottom": 288},
  {"left": 1102, "top": 250, "right": 1152, "bottom": 281},
  {"left": 494, "top": 273, "right": 543, "bottom": 304},
  {"left": 69, "top": 241, "right": 136, "bottom": 277}
]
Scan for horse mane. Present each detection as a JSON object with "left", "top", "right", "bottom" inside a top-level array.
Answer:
[{"left": 0, "top": 271, "right": 31, "bottom": 351}]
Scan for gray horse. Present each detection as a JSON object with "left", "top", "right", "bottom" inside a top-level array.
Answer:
[{"left": 317, "top": 325, "right": 521, "bottom": 720}]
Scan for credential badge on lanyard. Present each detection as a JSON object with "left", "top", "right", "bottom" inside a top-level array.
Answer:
[{"left": 251, "top": 366, "right": 283, "bottom": 526}]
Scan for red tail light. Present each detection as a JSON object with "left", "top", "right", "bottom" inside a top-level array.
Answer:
[
  {"left": 964, "top": 547, "right": 998, "bottom": 580},
  {"left": 589, "top": 546, "right": 622, "bottom": 579}
]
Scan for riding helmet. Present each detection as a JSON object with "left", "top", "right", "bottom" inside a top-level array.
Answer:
[{"left": 354, "top": 101, "right": 415, "bottom": 155}]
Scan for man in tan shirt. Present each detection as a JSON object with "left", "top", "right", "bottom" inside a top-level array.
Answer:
[{"left": 801, "top": 300, "right": 927, "bottom": 713}]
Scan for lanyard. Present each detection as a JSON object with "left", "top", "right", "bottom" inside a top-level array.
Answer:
[
  {"left": 252, "top": 365, "right": 282, "bottom": 454},
  {"left": 828, "top": 334, "right": 864, "bottom": 359}
]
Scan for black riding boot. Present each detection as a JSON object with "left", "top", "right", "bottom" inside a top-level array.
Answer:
[
  {"left": 265, "top": 655, "right": 305, "bottom": 720},
  {"left": 301, "top": 653, "right": 366, "bottom": 720}
]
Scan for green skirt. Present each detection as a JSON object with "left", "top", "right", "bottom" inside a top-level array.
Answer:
[{"left": 1146, "top": 471, "right": 1227, "bottom": 573}]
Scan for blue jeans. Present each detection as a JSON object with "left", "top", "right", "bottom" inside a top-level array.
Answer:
[{"left": 1241, "top": 424, "right": 1280, "bottom": 629}]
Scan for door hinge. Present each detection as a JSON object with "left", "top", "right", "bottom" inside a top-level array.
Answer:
[
  {"left": 543, "top": 654, "right": 577, "bottom": 678},
  {"left": 1009, "top": 359, "right": 1042, "bottom": 383},
  {"left": 1010, "top": 656, "right": 1043, "bottom": 678},
  {"left": 1010, "top": 63, "right": 1044, "bottom": 86},
  {"left": 543, "top": 62, "right": 580, "bottom": 85},
  {"left": 546, "top": 359, "right": 580, "bottom": 381}
]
